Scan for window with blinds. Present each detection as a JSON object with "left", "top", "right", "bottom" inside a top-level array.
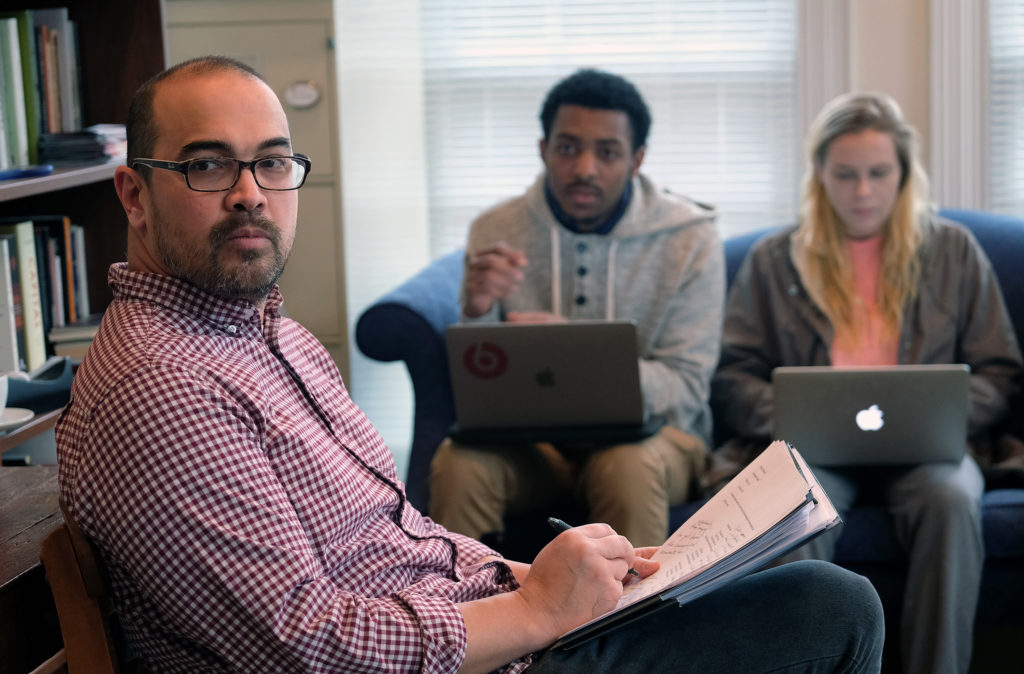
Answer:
[
  {"left": 420, "top": 0, "right": 800, "bottom": 253},
  {"left": 337, "top": 0, "right": 800, "bottom": 476},
  {"left": 990, "top": 0, "right": 1024, "bottom": 214}
]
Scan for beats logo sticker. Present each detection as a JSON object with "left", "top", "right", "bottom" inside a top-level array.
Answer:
[{"left": 464, "top": 341, "right": 508, "bottom": 379}]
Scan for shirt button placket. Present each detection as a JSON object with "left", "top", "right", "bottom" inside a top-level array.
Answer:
[{"left": 572, "top": 240, "right": 593, "bottom": 317}]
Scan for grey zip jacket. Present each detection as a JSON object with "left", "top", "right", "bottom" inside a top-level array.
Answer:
[
  {"left": 713, "top": 214, "right": 1022, "bottom": 444},
  {"left": 461, "top": 173, "right": 725, "bottom": 444}
]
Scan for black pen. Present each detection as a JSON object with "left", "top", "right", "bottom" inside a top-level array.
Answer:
[{"left": 547, "top": 517, "right": 640, "bottom": 577}]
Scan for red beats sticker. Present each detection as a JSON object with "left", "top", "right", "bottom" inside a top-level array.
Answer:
[{"left": 464, "top": 341, "right": 507, "bottom": 379}]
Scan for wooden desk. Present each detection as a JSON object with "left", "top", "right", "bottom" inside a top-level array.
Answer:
[{"left": 0, "top": 464, "right": 65, "bottom": 673}]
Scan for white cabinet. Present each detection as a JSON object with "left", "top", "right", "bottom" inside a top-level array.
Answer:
[{"left": 166, "top": 0, "right": 348, "bottom": 379}]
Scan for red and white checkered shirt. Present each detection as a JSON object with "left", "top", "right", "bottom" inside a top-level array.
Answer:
[{"left": 57, "top": 264, "right": 528, "bottom": 673}]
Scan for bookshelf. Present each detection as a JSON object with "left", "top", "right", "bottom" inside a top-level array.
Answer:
[
  {"left": 0, "top": 0, "right": 166, "bottom": 316},
  {"left": 0, "top": 4, "right": 165, "bottom": 667}
]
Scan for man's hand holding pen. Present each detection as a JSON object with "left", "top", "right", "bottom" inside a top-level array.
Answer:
[
  {"left": 512, "top": 522, "right": 661, "bottom": 638},
  {"left": 548, "top": 517, "right": 645, "bottom": 578}
]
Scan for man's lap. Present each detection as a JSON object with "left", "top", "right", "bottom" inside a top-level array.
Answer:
[{"left": 526, "top": 560, "right": 883, "bottom": 673}]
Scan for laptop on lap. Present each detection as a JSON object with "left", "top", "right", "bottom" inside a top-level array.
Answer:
[
  {"left": 772, "top": 364, "right": 970, "bottom": 466},
  {"left": 445, "top": 320, "right": 662, "bottom": 445}
]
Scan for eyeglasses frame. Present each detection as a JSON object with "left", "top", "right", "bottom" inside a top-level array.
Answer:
[{"left": 131, "top": 154, "right": 312, "bottom": 192}]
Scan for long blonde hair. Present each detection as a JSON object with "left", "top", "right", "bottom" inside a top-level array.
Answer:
[{"left": 796, "top": 92, "right": 929, "bottom": 339}]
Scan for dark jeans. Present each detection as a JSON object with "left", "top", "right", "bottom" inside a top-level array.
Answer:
[{"left": 527, "top": 560, "right": 884, "bottom": 673}]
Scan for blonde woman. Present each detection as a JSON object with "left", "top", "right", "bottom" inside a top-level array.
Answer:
[{"left": 711, "top": 92, "right": 1022, "bottom": 674}]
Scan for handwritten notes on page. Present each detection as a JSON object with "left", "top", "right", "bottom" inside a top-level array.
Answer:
[
  {"left": 555, "top": 440, "right": 839, "bottom": 650},
  {"left": 617, "top": 439, "right": 814, "bottom": 607}
]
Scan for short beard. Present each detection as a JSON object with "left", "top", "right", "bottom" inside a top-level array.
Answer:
[{"left": 153, "top": 210, "right": 288, "bottom": 304}]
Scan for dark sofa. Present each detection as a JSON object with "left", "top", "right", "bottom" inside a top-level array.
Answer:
[{"left": 355, "top": 208, "right": 1024, "bottom": 672}]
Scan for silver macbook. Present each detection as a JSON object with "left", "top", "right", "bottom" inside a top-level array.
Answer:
[
  {"left": 445, "top": 320, "right": 660, "bottom": 444},
  {"left": 772, "top": 364, "right": 970, "bottom": 466}
]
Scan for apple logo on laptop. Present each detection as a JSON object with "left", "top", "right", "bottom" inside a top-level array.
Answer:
[
  {"left": 855, "top": 404, "right": 884, "bottom": 431},
  {"left": 535, "top": 367, "right": 556, "bottom": 387}
]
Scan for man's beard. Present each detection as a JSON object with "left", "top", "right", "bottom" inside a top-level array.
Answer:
[{"left": 152, "top": 210, "right": 288, "bottom": 304}]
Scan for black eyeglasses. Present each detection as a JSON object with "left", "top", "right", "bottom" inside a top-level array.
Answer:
[{"left": 131, "top": 154, "right": 312, "bottom": 192}]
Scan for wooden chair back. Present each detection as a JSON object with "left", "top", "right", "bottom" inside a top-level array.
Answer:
[{"left": 40, "top": 505, "right": 120, "bottom": 674}]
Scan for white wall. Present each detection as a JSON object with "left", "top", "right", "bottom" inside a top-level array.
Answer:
[
  {"left": 850, "top": 0, "right": 932, "bottom": 168},
  {"left": 334, "top": 1, "right": 431, "bottom": 478}
]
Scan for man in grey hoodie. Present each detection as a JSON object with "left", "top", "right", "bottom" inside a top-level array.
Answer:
[{"left": 430, "top": 69, "right": 724, "bottom": 548}]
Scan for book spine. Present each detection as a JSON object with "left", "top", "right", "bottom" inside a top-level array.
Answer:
[
  {"left": 33, "top": 226, "right": 52, "bottom": 343},
  {"left": 34, "top": 24, "right": 48, "bottom": 136},
  {"left": 0, "top": 84, "right": 9, "bottom": 169},
  {"left": 3, "top": 235, "right": 28, "bottom": 371},
  {"left": 66, "top": 20, "right": 82, "bottom": 132},
  {"left": 69, "top": 224, "right": 89, "bottom": 319},
  {"left": 0, "top": 17, "right": 30, "bottom": 166},
  {"left": 46, "top": 27, "right": 61, "bottom": 133},
  {"left": 39, "top": 25, "right": 60, "bottom": 134},
  {"left": 13, "top": 10, "right": 40, "bottom": 164},
  {"left": 47, "top": 236, "right": 64, "bottom": 328},
  {"left": 0, "top": 238, "right": 21, "bottom": 372},
  {"left": 57, "top": 216, "right": 74, "bottom": 322},
  {"left": 0, "top": 223, "right": 46, "bottom": 370}
]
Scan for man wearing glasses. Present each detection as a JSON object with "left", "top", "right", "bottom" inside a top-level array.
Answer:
[{"left": 56, "top": 56, "right": 883, "bottom": 672}]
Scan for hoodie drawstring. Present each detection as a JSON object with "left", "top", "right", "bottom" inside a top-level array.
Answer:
[
  {"left": 606, "top": 241, "right": 618, "bottom": 320},
  {"left": 550, "top": 226, "right": 562, "bottom": 317}
]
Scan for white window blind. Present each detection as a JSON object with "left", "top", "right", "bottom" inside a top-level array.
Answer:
[
  {"left": 420, "top": 0, "right": 799, "bottom": 254},
  {"left": 990, "top": 0, "right": 1024, "bottom": 214},
  {"left": 337, "top": 1, "right": 799, "bottom": 476}
]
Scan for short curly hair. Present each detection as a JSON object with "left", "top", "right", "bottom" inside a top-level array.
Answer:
[{"left": 539, "top": 69, "right": 651, "bottom": 151}]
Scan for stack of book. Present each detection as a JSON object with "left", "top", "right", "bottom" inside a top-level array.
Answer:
[
  {"left": 0, "top": 7, "right": 84, "bottom": 170},
  {"left": 37, "top": 124, "right": 126, "bottom": 166},
  {"left": 37, "top": 131, "right": 107, "bottom": 165}
]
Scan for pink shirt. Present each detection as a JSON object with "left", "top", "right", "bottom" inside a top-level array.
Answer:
[
  {"left": 830, "top": 235, "right": 899, "bottom": 366},
  {"left": 57, "top": 264, "right": 526, "bottom": 673}
]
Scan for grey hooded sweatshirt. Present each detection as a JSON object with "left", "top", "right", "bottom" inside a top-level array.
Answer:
[{"left": 461, "top": 173, "right": 725, "bottom": 444}]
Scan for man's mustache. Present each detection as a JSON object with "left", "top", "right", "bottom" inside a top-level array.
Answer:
[
  {"left": 209, "top": 214, "right": 281, "bottom": 247},
  {"left": 567, "top": 180, "right": 600, "bottom": 193}
]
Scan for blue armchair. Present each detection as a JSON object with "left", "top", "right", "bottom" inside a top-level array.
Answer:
[{"left": 355, "top": 208, "right": 1024, "bottom": 671}]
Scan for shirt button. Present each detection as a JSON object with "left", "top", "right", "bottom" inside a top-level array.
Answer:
[
  {"left": 226, "top": 325, "right": 238, "bottom": 334},
  {"left": 577, "top": 242, "right": 586, "bottom": 253},
  {"left": 575, "top": 295, "right": 587, "bottom": 306},
  {"left": 787, "top": 284, "right": 799, "bottom": 297},
  {"left": 577, "top": 266, "right": 588, "bottom": 276}
]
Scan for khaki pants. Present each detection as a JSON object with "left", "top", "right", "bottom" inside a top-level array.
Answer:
[{"left": 428, "top": 426, "right": 707, "bottom": 548}]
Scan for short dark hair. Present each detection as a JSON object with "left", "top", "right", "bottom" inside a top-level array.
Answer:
[
  {"left": 126, "top": 56, "right": 267, "bottom": 171},
  {"left": 539, "top": 69, "right": 651, "bottom": 151}
]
